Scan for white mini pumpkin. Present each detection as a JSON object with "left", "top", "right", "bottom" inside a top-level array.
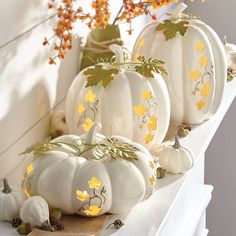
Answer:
[
  {"left": 133, "top": 3, "right": 227, "bottom": 125},
  {"left": 223, "top": 36, "right": 236, "bottom": 72},
  {"left": 0, "top": 178, "right": 25, "bottom": 222},
  {"left": 66, "top": 44, "right": 170, "bottom": 149},
  {"left": 20, "top": 196, "right": 54, "bottom": 231},
  {"left": 158, "top": 137, "right": 194, "bottom": 174},
  {"left": 21, "top": 123, "right": 157, "bottom": 217}
]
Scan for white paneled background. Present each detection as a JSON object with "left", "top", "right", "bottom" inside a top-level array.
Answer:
[
  {"left": 0, "top": 1, "right": 174, "bottom": 185},
  {"left": 0, "top": 1, "right": 81, "bottom": 183}
]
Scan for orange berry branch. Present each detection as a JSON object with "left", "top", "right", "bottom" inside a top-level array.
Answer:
[{"left": 44, "top": 0, "right": 177, "bottom": 64}]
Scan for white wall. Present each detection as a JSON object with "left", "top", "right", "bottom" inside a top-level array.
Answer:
[
  {"left": 187, "top": 1, "right": 236, "bottom": 235},
  {"left": 0, "top": 1, "right": 81, "bottom": 183}
]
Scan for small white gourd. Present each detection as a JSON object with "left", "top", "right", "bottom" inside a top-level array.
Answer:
[
  {"left": 158, "top": 137, "right": 194, "bottom": 174},
  {"left": 20, "top": 196, "right": 54, "bottom": 231},
  {"left": 0, "top": 178, "right": 25, "bottom": 222},
  {"left": 223, "top": 36, "right": 236, "bottom": 71}
]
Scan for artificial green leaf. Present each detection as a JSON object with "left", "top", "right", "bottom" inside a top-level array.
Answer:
[
  {"left": 84, "top": 65, "right": 119, "bottom": 88},
  {"left": 19, "top": 138, "right": 52, "bottom": 155},
  {"left": 106, "top": 138, "right": 139, "bottom": 161},
  {"left": 134, "top": 56, "right": 168, "bottom": 78},
  {"left": 156, "top": 19, "right": 189, "bottom": 41}
]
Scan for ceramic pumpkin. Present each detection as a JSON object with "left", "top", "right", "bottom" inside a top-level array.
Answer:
[
  {"left": 0, "top": 179, "right": 26, "bottom": 222},
  {"left": 158, "top": 137, "right": 194, "bottom": 174},
  {"left": 133, "top": 3, "right": 227, "bottom": 125},
  {"left": 21, "top": 123, "right": 157, "bottom": 217},
  {"left": 66, "top": 44, "right": 170, "bottom": 149}
]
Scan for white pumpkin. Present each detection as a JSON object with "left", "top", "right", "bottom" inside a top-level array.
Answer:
[
  {"left": 0, "top": 178, "right": 25, "bottom": 222},
  {"left": 20, "top": 196, "right": 54, "bottom": 231},
  {"left": 158, "top": 137, "right": 194, "bottom": 174},
  {"left": 21, "top": 123, "right": 157, "bottom": 217},
  {"left": 66, "top": 44, "right": 170, "bottom": 149},
  {"left": 133, "top": 3, "right": 227, "bottom": 125},
  {"left": 223, "top": 36, "right": 236, "bottom": 71}
]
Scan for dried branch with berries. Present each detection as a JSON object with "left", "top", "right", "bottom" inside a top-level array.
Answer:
[{"left": 44, "top": 0, "right": 178, "bottom": 64}]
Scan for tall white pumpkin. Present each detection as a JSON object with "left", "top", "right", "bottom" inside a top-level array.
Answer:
[
  {"left": 133, "top": 3, "right": 227, "bottom": 125},
  {"left": 66, "top": 45, "right": 170, "bottom": 149}
]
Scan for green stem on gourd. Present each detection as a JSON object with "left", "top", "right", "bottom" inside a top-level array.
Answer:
[
  {"left": 41, "top": 220, "right": 54, "bottom": 232},
  {"left": 2, "top": 178, "right": 12, "bottom": 194},
  {"left": 173, "top": 137, "right": 181, "bottom": 149}
]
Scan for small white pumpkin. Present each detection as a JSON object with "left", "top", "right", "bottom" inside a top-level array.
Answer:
[
  {"left": 158, "top": 137, "right": 194, "bottom": 174},
  {"left": 20, "top": 196, "right": 54, "bottom": 231},
  {"left": 0, "top": 178, "right": 25, "bottom": 222},
  {"left": 223, "top": 36, "right": 236, "bottom": 72},
  {"left": 21, "top": 123, "right": 157, "bottom": 217},
  {"left": 133, "top": 3, "right": 227, "bottom": 125},
  {"left": 66, "top": 44, "right": 170, "bottom": 149}
]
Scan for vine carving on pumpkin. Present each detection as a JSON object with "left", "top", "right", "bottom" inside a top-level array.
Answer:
[
  {"left": 133, "top": 89, "right": 158, "bottom": 144},
  {"left": 189, "top": 41, "right": 214, "bottom": 111},
  {"left": 76, "top": 177, "right": 106, "bottom": 216}
]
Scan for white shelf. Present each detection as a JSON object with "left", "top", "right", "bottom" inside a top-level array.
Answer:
[
  {"left": 100, "top": 79, "right": 236, "bottom": 236},
  {"left": 0, "top": 79, "right": 235, "bottom": 235}
]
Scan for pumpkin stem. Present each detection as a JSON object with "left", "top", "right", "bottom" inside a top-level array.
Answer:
[
  {"left": 173, "top": 137, "right": 181, "bottom": 149},
  {"left": 41, "top": 220, "right": 54, "bottom": 232},
  {"left": 109, "top": 44, "right": 125, "bottom": 63},
  {"left": 2, "top": 178, "right": 12, "bottom": 194},
  {"left": 86, "top": 122, "right": 102, "bottom": 145},
  {"left": 172, "top": 2, "right": 188, "bottom": 20},
  {"left": 224, "top": 36, "right": 227, "bottom": 45}
]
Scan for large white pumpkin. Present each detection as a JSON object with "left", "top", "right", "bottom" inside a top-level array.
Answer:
[
  {"left": 21, "top": 123, "right": 157, "bottom": 217},
  {"left": 66, "top": 44, "right": 170, "bottom": 149},
  {"left": 133, "top": 3, "right": 227, "bottom": 125}
]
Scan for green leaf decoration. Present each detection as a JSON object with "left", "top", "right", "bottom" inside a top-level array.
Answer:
[
  {"left": 84, "top": 65, "right": 119, "bottom": 88},
  {"left": 20, "top": 137, "right": 139, "bottom": 162},
  {"left": 19, "top": 138, "right": 61, "bottom": 156},
  {"left": 156, "top": 19, "right": 189, "bottom": 41},
  {"left": 105, "top": 138, "right": 139, "bottom": 161},
  {"left": 134, "top": 56, "right": 168, "bottom": 78}
]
